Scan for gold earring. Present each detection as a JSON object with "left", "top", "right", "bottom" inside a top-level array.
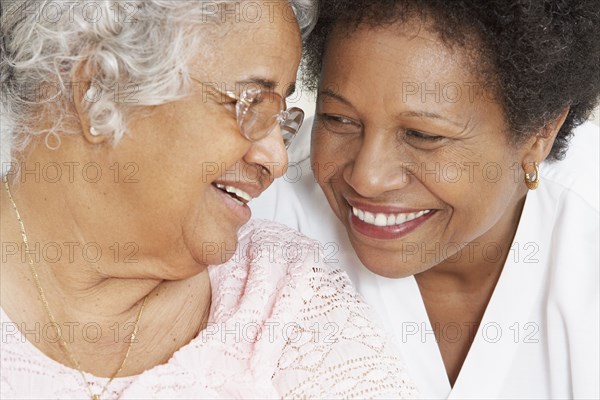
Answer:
[{"left": 523, "top": 161, "right": 540, "bottom": 190}]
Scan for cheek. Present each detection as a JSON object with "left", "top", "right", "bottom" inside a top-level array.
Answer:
[
  {"left": 182, "top": 191, "right": 244, "bottom": 265},
  {"left": 424, "top": 140, "right": 517, "bottom": 201},
  {"left": 436, "top": 158, "right": 521, "bottom": 238},
  {"left": 311, "top": 129, "right": 359, "bottom": 184},
  {"left": 311, "top": 131, "right": 338, "bottom": 185},
  {"left": 310, "top": 132, "right": 348, "bottom": 217}
]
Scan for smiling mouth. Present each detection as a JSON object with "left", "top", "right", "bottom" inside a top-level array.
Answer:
[
  {"left": 351, "top": 206, "right": 432, "bottom": 227},
  {"left": 212, "top": 183, "right": 253, "bottom": 205}
]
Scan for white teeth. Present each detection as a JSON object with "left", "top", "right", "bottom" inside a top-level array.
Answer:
[
  {"left": 387, "top": 215, "right": 396, "bottom": 225},
  {"left": 215, "top": 183, "right": 253, "bottom": 202},
  {"left": 352, "top": 206, "right": 432, "bottom": 227},
  {"left": 396, "top": 213, "right": 407, "bottom": 224},
  {"left": 374, "top": 213, "right": 387, "bottom": 227}
]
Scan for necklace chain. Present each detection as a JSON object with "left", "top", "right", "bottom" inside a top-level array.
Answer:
[{"left": 3, "top": 177, "right": 148, "bottom": 400}]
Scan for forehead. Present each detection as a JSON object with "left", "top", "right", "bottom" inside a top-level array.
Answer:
[
  {"left": 320, "top": 21, "right": 498, "bottom": 118},
  {"left": 326, "top": 21, "right": 480, "bottom": 87},
  {"left": 192, "top": 1, "right": 302, "bottom": 91}
]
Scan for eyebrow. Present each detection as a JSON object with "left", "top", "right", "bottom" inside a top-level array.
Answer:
[
  {"left": 396, "top": 110, "right": 465, "bottom": 128},
  {"left": 319, "top": 88, "right": 353, "bottom": 106},
  {"left": 238, "top": 77, "right": 296, "bottom": 97}
]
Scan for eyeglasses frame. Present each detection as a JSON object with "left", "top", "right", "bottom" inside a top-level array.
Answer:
[{"left": 189, "top": 76, "right": 304, "bottom": 149}]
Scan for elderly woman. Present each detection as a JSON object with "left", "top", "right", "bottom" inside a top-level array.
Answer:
[
  {"left": 252, "top": 0, "right": 600, "bottom": 398},
  {"left": 0, "top": 1, "right": 420, "bottom": 399}
]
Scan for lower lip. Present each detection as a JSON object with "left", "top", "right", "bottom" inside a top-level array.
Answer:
[
  {"left": 348, "top": 209, "right": 435, "bottom": 240},
  {"left": 212, "top": 185, "right": 251, "bottom": 223}
]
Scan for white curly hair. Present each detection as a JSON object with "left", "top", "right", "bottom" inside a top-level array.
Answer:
[{"left": 0, "top": 0, "right": 317, "bottom": 173}]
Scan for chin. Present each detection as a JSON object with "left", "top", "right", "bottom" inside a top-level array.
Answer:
[
  {"left": 192, "top": 230, "right": 242, "bottom": 267},
  {"left": 362, "top": 260, "right": 426, "bottom": 279},
  {"left": 352, "top": 242, "right": 433, "bottom": 279}
]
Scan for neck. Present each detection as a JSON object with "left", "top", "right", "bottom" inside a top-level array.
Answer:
[{"left": 2, "top": 169, "right": 159, "bottom": 314}]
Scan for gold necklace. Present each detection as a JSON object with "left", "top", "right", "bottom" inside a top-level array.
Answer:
[{"left": 3, "top": 177, "right": 148, "bottom": 400}]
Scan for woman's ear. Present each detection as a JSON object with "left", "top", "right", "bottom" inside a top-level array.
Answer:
[
  {"left": 520, "top": 107, "right": 570, "bottom": 165},
  {"left": 72, "top": 60, "right": 108, "bottom": 145}
]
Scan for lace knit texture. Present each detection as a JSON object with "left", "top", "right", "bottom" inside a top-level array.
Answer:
[{"left": 1, "top": 220, "right": 418, "bottom": 399}]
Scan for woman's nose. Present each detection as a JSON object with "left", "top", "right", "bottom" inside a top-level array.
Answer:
[
  {"left": 343, "top": 133, "right": 411, "bottom": 198},
  {"left": 243, "top": 126, "right": 289, "bottom": 180}
]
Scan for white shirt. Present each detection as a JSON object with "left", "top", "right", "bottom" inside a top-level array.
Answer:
[{"left": 251, "top": 121, "right": 600, "bottom": 399}]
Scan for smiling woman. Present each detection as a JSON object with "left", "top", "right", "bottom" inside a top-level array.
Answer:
[
  {"left": 251, "top": 0, "right": 600, "bottom": 398},
  {"left": 0, "top": 1, "right": 418, "bottom": 398}
]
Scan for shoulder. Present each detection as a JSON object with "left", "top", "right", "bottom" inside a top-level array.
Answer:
[
  {"left": 207, "top": 219, "right": 342, "bottom": 330},
  {"left": 211, "top": 220, "right": 419, "bottom": 398},
  {"left": 544, "top": 121, "right": 599, "bottom": 212},
  {"left": 536, "top": 122, "right": 599, "bottom": 252},
  {"left": 530, "top": 124, "right": 599, "bottom": 327},
  {"left": 528, "top": 122, "right": 599, "bottom": 290},
  {"left": 229, "top": 219, "right": 353, "bottom": 299},
  {"left": 234, "top": 219, "right": 326, "bottom": 275},
  {"left": 238, "top": 218, "right": 318, "bottom": 247},
  {"left": 242, "top": 222, "right": 419, "bottom": 398},
  {"left": 234, "top": 219, "right": 362, "bottom": 304}
]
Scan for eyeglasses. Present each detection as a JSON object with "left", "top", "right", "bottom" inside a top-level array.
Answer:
[{"left": 190, "top": 77, "right": 304, "bottom": 149}]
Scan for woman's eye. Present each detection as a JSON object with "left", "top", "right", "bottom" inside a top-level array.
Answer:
[
  {"left": 317, "top": 113, "right": 362, "bottom": 134},
  {"left": 405, "top": 129, "right": 443, "bottom": 141}
]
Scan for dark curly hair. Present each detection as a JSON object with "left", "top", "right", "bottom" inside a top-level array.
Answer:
[{"left": 302, "top": 0, "right": 600, "bottom": 160}]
